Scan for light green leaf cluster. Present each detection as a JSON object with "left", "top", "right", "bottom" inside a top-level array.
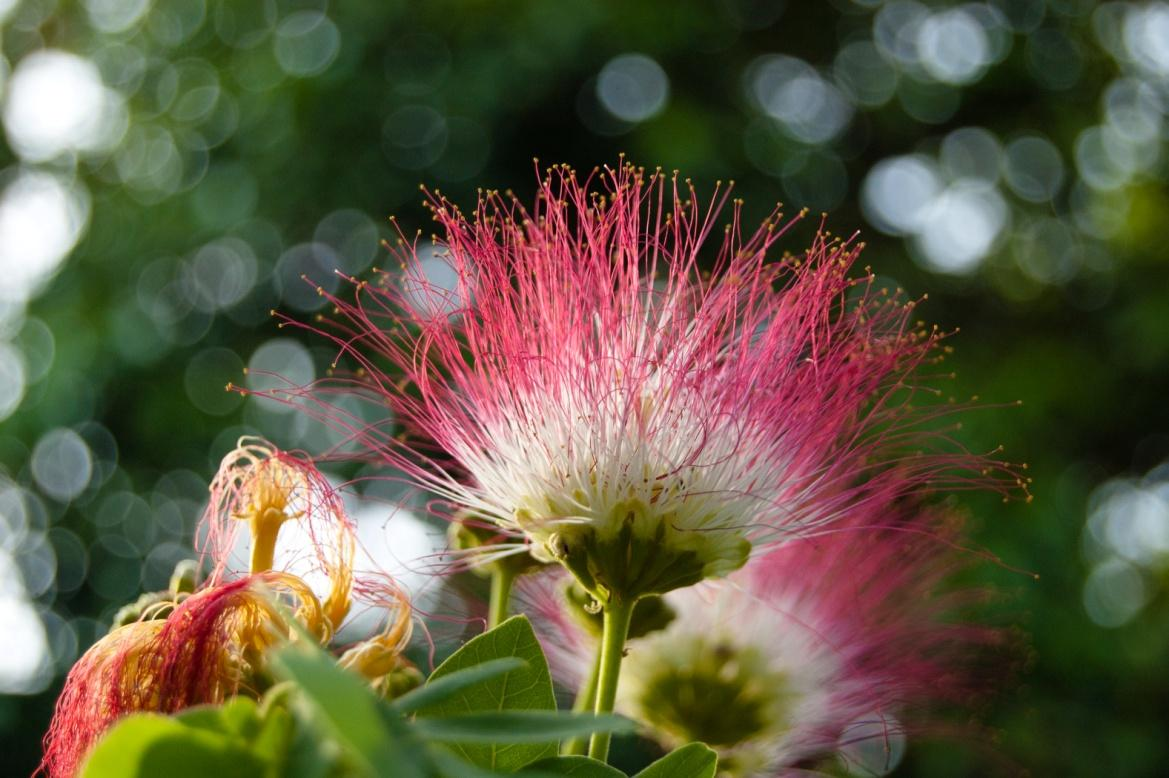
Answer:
[{"left": 79, "top": 616, "right": 715, "bottom": 778}]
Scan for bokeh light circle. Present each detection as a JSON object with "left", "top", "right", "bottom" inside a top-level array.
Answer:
[
  {"left": 31, "top": 428, "right": 93, "bottom": 503},
  {"left": 0, "top": 171, "right": 91, "bottom": 305},
  {"left": 0, "top": 594, "right": 51, "bottom": 694},
  {"left": 274, "top": 12, "right": 341, "bottom": 78},
  {"left": 275, "top": 242, "right": 342, "bottom": 311},
  {"left": 185, "top": 347, "right": 245, "bottom": 416},
  {"left": 596, "top": 53, "right": 670, "bottom": 123},
  {"left": 1004, "top": 135, "right": 1065, "bottom": 203},
  {"left": 2, "top": 49, "right": 126, "bottom": 162},
  {"left": 917, "top": 8, "right": 991, "bottom": 85},
  {"left": 246, "top": 338, "right": 315, "bottom": 414},
  {"left": 860, "top": 155, "right": 940, "bottom": 236},
  {"left": 0, "top": 341, "right": 26, "bottom": 421}
]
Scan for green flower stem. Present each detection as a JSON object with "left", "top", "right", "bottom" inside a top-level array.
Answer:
[
  {"left": 562, "top": 648, "right": 603, "bottom": 756},
  {"left": 487, "top": 567, "right": 516, "bottom": 630},
  {"left": 588, "top": 596, "right": 635, "bottom": 763}
]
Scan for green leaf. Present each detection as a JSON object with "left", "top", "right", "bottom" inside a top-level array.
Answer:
[
  {"left": 176, "top": 697, "right": 293, "bottom": 770},
  {"left": 416, "top": 615, "right": 558, "bottom": 771},
  {"left": 391, "top": 657, "right": 527, "bottom": 714},
  {"left": 272, "top": 642, "right": 428, "bottom": 778},
  {"left": 521, "top": 755, "right": 628, "bottom": 776},
  {"left": 250, "top": 707, "right": 295, "bottom": 768},
  {"left": 80, "top": 713, "right": 268, "bottom": 778},
  {"left": 412, "top": 712, "right": 633, "bottom": 743},
  {"left": 427, "top": 746, "right": 519, "bottom": 778},
  {"left": 426, "top": 748, "right": 622, "bottom": 778},
  {"left": 281, "top": 713, "right": 347, "bottom": 778},
  {"left": 633, "top": 743, "right": 718, "bottom": 778},
  {"left": 173, "top": 706, "right": 239, "bottom": 735},
  {"left": 176, "top": 697, "right": 262, "bottom": 738}
]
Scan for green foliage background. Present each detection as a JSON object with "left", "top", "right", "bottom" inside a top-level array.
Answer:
[{"left": 1, "top": 0, "right": 1167, "bottom": 775}]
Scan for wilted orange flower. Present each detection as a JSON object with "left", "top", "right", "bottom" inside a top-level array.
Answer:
[{"left": 39, "top": 438, "right": 412, "bottom": 778}]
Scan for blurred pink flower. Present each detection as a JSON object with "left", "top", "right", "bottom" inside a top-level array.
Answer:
[{"left": 523, "top": 505, "right": 1000, "bottom": 776}]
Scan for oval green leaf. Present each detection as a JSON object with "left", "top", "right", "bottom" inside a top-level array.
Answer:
[
  {"left": 522, "top": 755, "right": 628, "bottom": 776},
  {"left": 416, "top": 615, "right": 558, "bottom": 771},
  {"left": 633, "top": 743, "right": 718, "bottom": 778},
  {"left": 412, "top": 711, "right": 633, "bottom": 743}
]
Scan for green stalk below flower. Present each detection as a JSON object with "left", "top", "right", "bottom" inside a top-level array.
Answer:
[
  {"left": 562, "top": 648, "right": 603, "bottom": 756},
  {"left": 588, "top": 596, "right": 635, "bottom": 763},
  {"left": 487, "top": 567, "right": 516, "bottom": 630}
]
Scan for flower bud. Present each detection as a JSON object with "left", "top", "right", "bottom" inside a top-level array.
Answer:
[
  {"left": 169, "top": 559, "right": 200, "bottom": 595},
  {"left": 449, "top": 514, "right": 548, "bottom": 578},
  {"left": 561, "top": 579, "right": 674, "bottom": 640}
]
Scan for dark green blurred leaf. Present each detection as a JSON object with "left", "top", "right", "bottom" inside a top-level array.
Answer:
[
  {"left": 250, "top": 708, "right": 295, "bottom": 770},
  {"left": 427, "top": 746, "right": 525, "bottom": 778},
  {"left": 282, "top": 712, "right": 347, "bottom": 778}
]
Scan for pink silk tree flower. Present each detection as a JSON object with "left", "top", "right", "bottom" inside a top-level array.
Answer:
[
  {"left": 271, "top": 162, "right": 1024, "bottom": 608},
  {"left": 526, "top": 508, "right": 999, "bottom": 777}
]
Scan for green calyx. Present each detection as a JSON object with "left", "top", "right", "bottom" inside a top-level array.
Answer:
[
  {"left": 542, "top": 498, "right": 750, "bottom": 605},
  {"left": 169, "top": 559, "right": 200, "bottom": 594},
  {"left": 562, "top": 579, "right": 676, "bottom": 640},
  {"left": 634, "top": 635, "right": 790, "bottom": 750}
]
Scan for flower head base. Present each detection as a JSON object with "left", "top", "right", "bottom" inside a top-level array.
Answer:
[
  {"left": 542, "top": 497, "right": 750, "bottom": 605},
  {"left": 267, "top": 163, "right": 1024, "bottom": 606}
]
